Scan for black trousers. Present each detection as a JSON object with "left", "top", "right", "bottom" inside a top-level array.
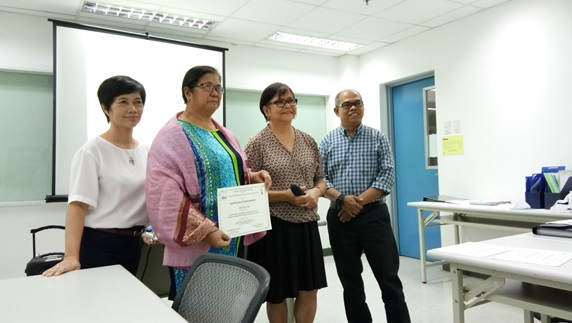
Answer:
[
  {"left": 327, "top": 202, "right": 411, "bottom": 323},
  {"left": 80, "top": 227, "right": 142, "bottom": 275}
]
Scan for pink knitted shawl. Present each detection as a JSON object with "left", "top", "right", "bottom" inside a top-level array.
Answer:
[{"left": 146, "top": 112, "right": 254, "bottom": 267}]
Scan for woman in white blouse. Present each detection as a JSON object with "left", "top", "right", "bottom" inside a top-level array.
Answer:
[{"left": 43, "top": 75, "right": 153, "bottom": 277}]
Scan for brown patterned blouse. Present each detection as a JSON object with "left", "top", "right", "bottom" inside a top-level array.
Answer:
[{"left": 245, "top": 126, "right": 325, "bottom": 223}]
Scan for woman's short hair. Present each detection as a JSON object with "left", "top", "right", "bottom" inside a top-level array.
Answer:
[
  {"left": 259, "top": 82, "right": 295, "bottom": 121},
  {"left": 181, "top": 65, "right": 221, "bottom": 103},
  {"left": 97, "top": 75, "right": 146, "bottom": 123}
]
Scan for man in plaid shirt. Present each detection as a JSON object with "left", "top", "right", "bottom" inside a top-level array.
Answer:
[{"left": 319, "top": 89, "right": 410, "bottom": 323}]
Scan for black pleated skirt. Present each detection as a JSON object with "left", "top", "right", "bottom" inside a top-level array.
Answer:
[{"left": 246, "top": 216, "right": 328, "bottom": 304}]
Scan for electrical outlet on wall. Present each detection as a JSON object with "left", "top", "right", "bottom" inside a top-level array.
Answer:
[
  {"left": 453, "top": 120, "right": 461, "bottom": 134},
  {"left": 444, "top": 121, "right": 451, "bottom": 135}
]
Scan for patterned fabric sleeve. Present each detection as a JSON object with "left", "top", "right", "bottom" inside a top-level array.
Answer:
[
  {"left": 146, "top": 118, "right": 217, "bottom": 249},
  {"left": 175, "top": 195, "right": 218, "bottom": 246},
  {"left": 244, "top": 132, "right": 263, "bottom": 172}
]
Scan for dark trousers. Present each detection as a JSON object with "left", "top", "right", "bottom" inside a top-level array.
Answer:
[
  {"left": 80, "top": 227, "right": 142, "bottom": 275},
  {"left": 327, "top": 202, "right": 411, "bottom": 323}
]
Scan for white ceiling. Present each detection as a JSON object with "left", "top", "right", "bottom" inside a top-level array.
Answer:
[{"left": 1, "top": 0, "right": 511, "bottom": 57}]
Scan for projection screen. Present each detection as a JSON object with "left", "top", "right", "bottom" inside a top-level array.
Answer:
[{"left": 50, "top": 20, "right": 226, "bottom": 200}]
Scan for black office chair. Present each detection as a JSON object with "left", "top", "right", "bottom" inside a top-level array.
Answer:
[{"left": 171, "top": 253, "right": 270, "bottom": 323}]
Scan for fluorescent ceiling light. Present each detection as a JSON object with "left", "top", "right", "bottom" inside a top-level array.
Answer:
[
  {"left": 82, "top": 1, "right": 217, "bottom": 30},
  {"left": 268, "top": 32, "right": 361, "bottom": 51}
]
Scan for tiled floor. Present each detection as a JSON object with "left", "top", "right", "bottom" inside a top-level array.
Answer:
[{"left": 254, "top": 254, "right": 527, "bottom": 323}]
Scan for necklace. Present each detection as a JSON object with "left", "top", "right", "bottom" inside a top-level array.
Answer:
[
  {"left": 102, "top": 132, "right": 137, "bottom": 165},
  {"left": 125, "top": 149, "right": 135, "bottom": 166}
]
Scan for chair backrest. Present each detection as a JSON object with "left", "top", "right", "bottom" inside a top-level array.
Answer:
[{"left": 171, "top": 253, "right": 270, "bottom": 323}]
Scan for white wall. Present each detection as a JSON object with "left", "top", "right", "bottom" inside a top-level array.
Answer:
[
  {"left": 0, "top": 12, "right": 52, "bottom": 73},
  {"left": 2, "top": 0, "right": 572, "bottom": 278}
]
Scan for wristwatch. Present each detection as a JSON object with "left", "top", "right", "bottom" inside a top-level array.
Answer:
[{"left": 335, "top": 194, "right": 345, "bottom": 208}]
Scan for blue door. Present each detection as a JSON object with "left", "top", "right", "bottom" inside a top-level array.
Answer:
[{"left": 392, "top": 76, "right": 440, "bottom": 259}]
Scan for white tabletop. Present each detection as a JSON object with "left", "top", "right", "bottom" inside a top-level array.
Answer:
[
  {"left": 428, "top": 233, "right": 572, "bottom": 286},
  {"left": 408, "top": 201, "right": 572, "bottom": 222},
  {"left": 0, "top": 265, "right": 186, "bottom": 323}
]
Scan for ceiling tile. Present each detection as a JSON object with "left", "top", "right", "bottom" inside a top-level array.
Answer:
[
  {"left": 289, "top": 0, "right": 329, "bottom": 6},
  {"left": 0, "top": 0, "right": 82, "bottom": 15},
  {"left": 445, "top": 0, "right": 480, "bottom": 4},
  {"left": 380, "top": 25, "right": 430, "bottom": 43},
  {"left": 321, "top": 0, "right": 403, "bottom": 15},
  {"left": 470, "top": 0, "right": 511, "bottom": 9},
  {"left": 206, "top": 18, "right": 278, "bottom": 42},
  {"left": 162, "top": 0, "right": 249, "bottom": 16},
  {"left": 326, "top": 34, "right": 370, "bottom": 46},
  {"left": 337, "top": 17, "right": 414, "bottom": 41},
  {"left": 232, "top": 0, "right": 316, "bottom": 25},
  {"left": 422, "top": 5, "right": 482, "bottom": 28},
  {"left": 290, "top": 7, "right": 366, "bottom": 34},
  {"left": 376, "top": 0, "right": 464, "bottom": 25}
]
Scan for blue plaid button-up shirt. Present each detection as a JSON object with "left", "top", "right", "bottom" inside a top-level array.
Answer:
[{"left": 319, "top": 123, "right": 394, "bottom": 199}]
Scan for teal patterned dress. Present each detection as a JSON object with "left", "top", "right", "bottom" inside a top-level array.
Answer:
[{"left": 171, "top": 120, "right": 246, "bottom": 292}]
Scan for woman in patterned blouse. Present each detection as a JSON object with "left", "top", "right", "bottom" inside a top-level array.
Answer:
[{"left": 245, "top": 82, "right": 328, "bottom": 323}]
